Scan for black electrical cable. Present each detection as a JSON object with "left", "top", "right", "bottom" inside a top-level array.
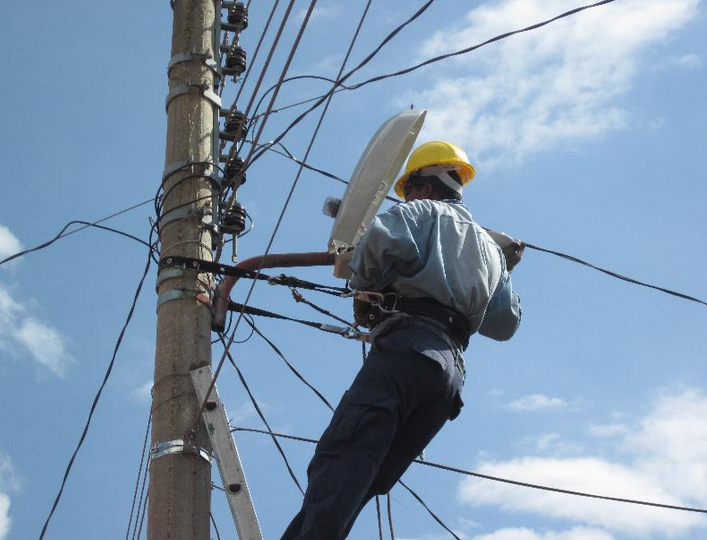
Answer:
[
  {"left": 250, "top": 75, "right": 354, "bottom": 125},
  {"left": 210, "top": 512, "right": 223, "bottom": 540},
  {"left": 232, "top": 426, "right": 707, "bottom": 515},
  {"left": 524, "top": 242, "right": 707, "bottom": 307},
  {"left": 125, "top": 413, "right": 152, "bottom": 540},
  {"left": 261, "top": 0, "right": 618, "bottom": 127},
  {"left": 386, "top": 493, "right": 395, "bottom": 540},
  {"left": 352, "top": 0, "right": 618, "bottom": 92},
  {"left": 246, "top": 318, "right": 335, "bottom": 411},
  {"left": 221, "top": 0, "right": 307, "bottom": 174},
  {"left": 247, "top": 0, "right": 437, "bottom": 167},
  {"left": 135, "top": 486, "right": 149, "bottom": 540},
  {"left": 375, "top": 496, "right": 384, "bottom": 540},
  {"left": 38, "top": 248, "right": 153, "bottom": 540},
  {"left": 397, "top": 479, "right": 461, "bottom": 540},
  {"left": 130, "top": 457, "right": 150, "bottom": 540},
  {"left": 217, "top": 334, "right": 306, "bottom": 495},
  {"left": 0, "top": 220, "right": 153, "bottom": 267},
  {"left": 0, "top": 199, "right": 155, "bottom": 267}
]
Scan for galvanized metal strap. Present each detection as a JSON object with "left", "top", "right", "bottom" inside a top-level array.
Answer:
[
  {"left": 168, "top": 52, "right": 220, "bottom": 78},
  {"left": 150, "top": 439, "right": 212, "bottom": 464},
  {"left": 165, "top": 83, "right": 222, "bottom": 112}
]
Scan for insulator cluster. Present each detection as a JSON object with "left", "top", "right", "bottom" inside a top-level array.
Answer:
[
  {"left": 219, "top": 109, "right": 248, "bottom": 143},
  {"left": 223, "top": 156, "right": 246, "bottom": 187},
  {"left": 220, "top": 200, "right": 247, "bottom": 236},
  {"left": 221, "top": 2, "right": 248, "bottom": 77}
]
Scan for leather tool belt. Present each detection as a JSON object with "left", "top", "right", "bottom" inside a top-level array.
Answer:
[{"left": 357, "top": 292, "right": 471, "bottom": 350}]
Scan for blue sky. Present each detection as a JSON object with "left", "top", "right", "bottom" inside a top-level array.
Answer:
[{"left": 1, "top": 1, "right": 706, "bottom": 539}]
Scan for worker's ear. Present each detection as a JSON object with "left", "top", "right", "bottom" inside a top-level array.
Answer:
[{"left": 421, "top": 182, "right": 435, "bottom": 199}]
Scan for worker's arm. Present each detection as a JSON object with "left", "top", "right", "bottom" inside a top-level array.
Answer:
[
  {"left": 478, "top": 273, "right": 522, "bottom": 341},
  {"left": 348, "top": 204, "right": 422, "bottom": 291}
]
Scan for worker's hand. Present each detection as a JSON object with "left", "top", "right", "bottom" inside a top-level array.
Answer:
[{"left": 502, "top": 241, "right": 525, "bottom": 272}]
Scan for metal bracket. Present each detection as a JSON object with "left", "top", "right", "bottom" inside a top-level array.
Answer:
[
  {"left": 150, "top": 439, "right": 212, "bottom": 464},
  {"left": 166, "top": 83, "right": 222, "bottom": 112},
  {"left": 159, "top": 206, "right": 194, "bottom": 229},
  {"left": 168, "top": 52, "right": 221, "bottom": 78},
  {"left": 156, "top": 267, "right": 184, "bottom": 289},
  {"left": 162, "top": 160, "right": 221, "bottom": 189},
  {"left": 157, "top": 289, "right": 187, "bottom": 310}
]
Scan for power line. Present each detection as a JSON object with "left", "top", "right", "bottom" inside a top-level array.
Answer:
[
  {"left": 38, "top": 248, "right": 154, "bottom": 540},
  {"left": 349, "top": 0, "right": 618, "bottom": 91},
  {"left": 232, "top": 426, "right": 707, "bottom": 515},
  {"left": 125, "top": 413, "right": 152, "bottom": 540},
  {"left": 247, "top": 0, "right": 437, "bottom": 167},
  {"left": 0, "top": 216, "right": 154, "bottom": 267},
  {"left": 217, "top": 334, "right": 306, "bottom": 495},
  {"left": 258, "top": 0, "right": 618, "bottom": 127},
  {"left": 524, "top": 242, "right": 707, "bottom": 307}
]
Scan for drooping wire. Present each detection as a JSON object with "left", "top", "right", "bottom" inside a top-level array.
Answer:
[
  {"left": 221, "top": 0, "right": 306, "bottom": 173},
  {"left": 397, "top": 480, "right": 461, "bottom": 540},
  {"left": 524, "top": 242, "right": 707, "bottom": 307},
  {"left": 230, "top": 426, "right": 707, "bottom": 515},
  {"left": 247, "top": 0, "right": 437, "bottom": 167},
  {"left": 350, "top": 0, "right": 619, "bottom": 92},
  {"left": 246, "top": 318, "right": 335, "bottom": 411},
  {"left": 1, "top": 220, "right": 153, "bottom": 267},
  {"left": 375, "top": 496, "right": 384, "bottom": 540},
  {"left": 258, "top": 0, "right": 618, "bottom": 127},
  {"left": 210, "top": 512, "right": 223, "bottom": 540},
  {"left": 195, "top": 0, "right": 339, "bottom": 431},
  {"left": 217, "top": 334, "right": 305, "bottom": 495},
  {"left": 0, "top": 199, "right": 154, "bottom": 268},
  {"left": 125, "top": 412, "right": 152, "bottom": 540},
  {"left": 38, "top": 245, "right": 154, "bottom": 540},
  {"left": 386, "top": 493, "right": 396, "bottom": 540}
]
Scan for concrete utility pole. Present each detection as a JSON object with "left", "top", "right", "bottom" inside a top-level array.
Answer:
[{"left": 148, "top": 0, "right": 220, "bottom": 538}]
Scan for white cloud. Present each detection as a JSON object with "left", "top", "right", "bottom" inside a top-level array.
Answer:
[
  {"left": 587, "top": 423, "right": 627, "bottom": 438},
  {"left": 0, "top": 225, "right": 21, "bottom": 262},
  {"left": 471, "top": 527, "right": 615, "bottom": 540},
  {"left": 297, "top": 5, "right": 338, "bottom": 22},
  {"left": 509, "top": 394, "right": 567, "bottom": 412},
  {"left": 0, "top": 281, "right": 73, "bottom": 378},
  {"left": 676, "top": 53, "right": 702, "bottom": 69},
  {"left": 458, "top": 389, "right": 707, "bottom": 537},
  {"left": 404, "top": 0, "right": 700, "bottom": 169},
  {"left": 0, "top": 452, "right": 20, "bottom": 540}
]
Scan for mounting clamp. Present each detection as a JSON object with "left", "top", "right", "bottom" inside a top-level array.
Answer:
[
  {"left": 166, "top": 82, "right": 222, "bottom": 112},
  {"left": 168, "top": 52, "right": 221, "bottom": 79},
  {"left": 150, "top": 439, "right": 212, "bottom": 464}
]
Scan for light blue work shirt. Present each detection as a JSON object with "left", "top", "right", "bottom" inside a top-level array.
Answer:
[{"left": 349, "top": 199, "right": 521, "bottom": 342}]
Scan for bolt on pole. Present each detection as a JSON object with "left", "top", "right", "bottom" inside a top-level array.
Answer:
[{"left": 148, "top": 0, "right": 220, "bottom": 538}]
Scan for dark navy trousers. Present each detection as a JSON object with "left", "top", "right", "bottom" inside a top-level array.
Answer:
[{"left": 280, "top": 316, "right": 465, "bottom": 540}]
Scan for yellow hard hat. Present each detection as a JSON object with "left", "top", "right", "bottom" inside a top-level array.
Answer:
[{"left": 393, "top": 140, "right": 476, "bottom": 198}]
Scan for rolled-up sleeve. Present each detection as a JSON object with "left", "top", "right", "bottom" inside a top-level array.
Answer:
[{"left": 478, "top": 273, "right": 522, "bottom": 341}]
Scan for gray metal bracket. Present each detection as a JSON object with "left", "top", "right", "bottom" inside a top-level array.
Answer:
[
  {"left": 166, "top": 83, "right": 222, "bottom": 112},
  {"left": 156, "top": 267, "right": 184, "bottom": 290},
  {"left": 150, "top": 439, "right": 212, "bottom": 464},
  {"left": 168, "top": 52, "right": 221, "bottom": 78},
  {"left": 162, "top": 160, "right": 221, "bottom": 189},
  {"left": 159, "top": 206, "right": 194, "bottom": 230},
  {"left": 156, "top": 289, "right": 186, "bottom": 310},
  {"left": 191, "top": 366, "right": 263, "bottom": 540}
]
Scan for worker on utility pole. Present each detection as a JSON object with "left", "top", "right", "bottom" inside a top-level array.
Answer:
[{"left": 280, "top": 140, "right": 523, "bottom": 540}]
